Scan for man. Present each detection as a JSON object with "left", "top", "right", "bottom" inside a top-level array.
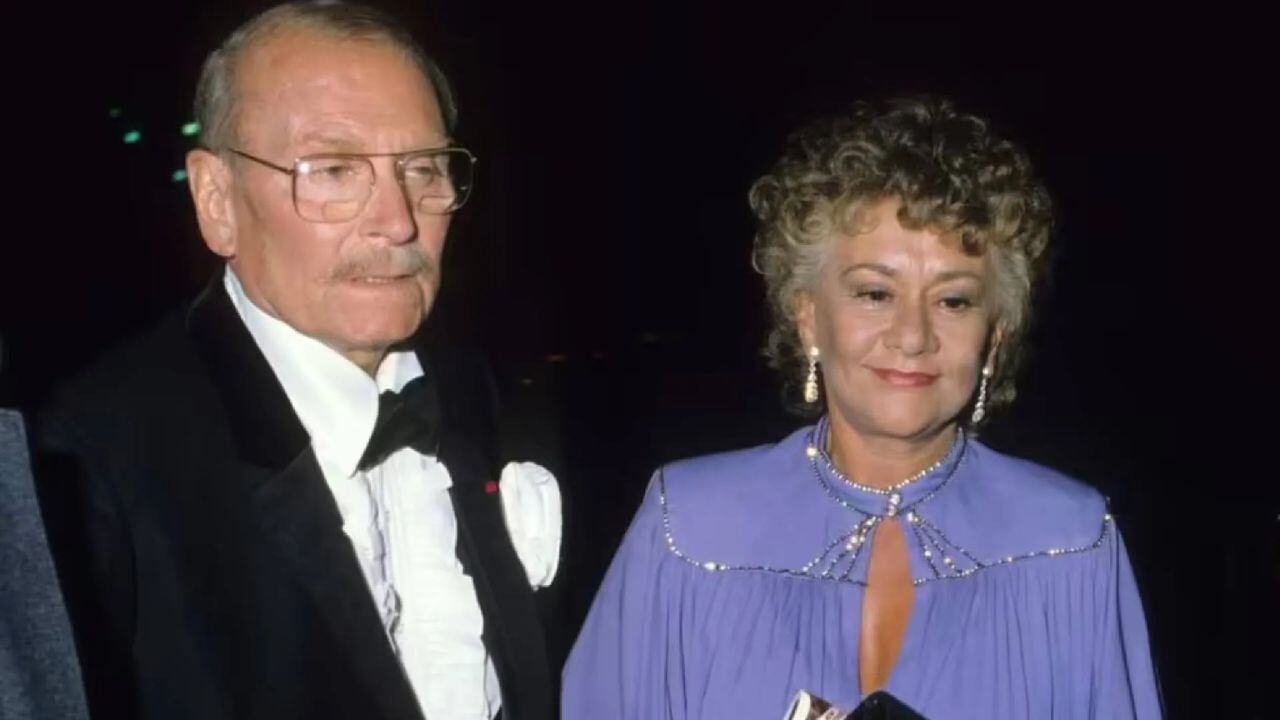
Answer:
[{"left": 36, "top": 3, "right": 560, "bottom": 718}]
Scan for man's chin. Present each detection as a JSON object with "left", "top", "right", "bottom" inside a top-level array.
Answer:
[
  {"left": 326, "top": 306, "right": 429, "bottom": 352},
  {"left": 350, "top": 316, "right": 425, "bottom": 345}
]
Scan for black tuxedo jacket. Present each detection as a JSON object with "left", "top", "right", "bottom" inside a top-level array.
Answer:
[{"left": 35, "top": 280, "right": 558, "bottom": 720}]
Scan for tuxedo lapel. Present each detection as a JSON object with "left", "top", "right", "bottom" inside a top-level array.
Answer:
[
  {"left": 425, "top": 346, "right": 554, "bottom": 720},
  {"left": 442, "top": 438, "right": 554, "bottom": 720},
  {"left": 185, "top": 279, "right": 423, "bottom": 720},
  {"left": 245, "top": 451, "right": 423, "bottom": 720}
]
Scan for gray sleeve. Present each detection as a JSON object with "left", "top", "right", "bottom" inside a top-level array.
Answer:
[{"left": 0, "top": 408, "right": 89, "bottom": 720}]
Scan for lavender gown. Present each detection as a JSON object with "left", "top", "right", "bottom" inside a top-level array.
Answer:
[{"left": 562, "top": 419, "right": 1161, "bottom": 719}]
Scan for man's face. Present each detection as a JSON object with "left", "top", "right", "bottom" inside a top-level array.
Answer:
[{"left": 194, "top": 30, "right": 452, "bottom": 366}]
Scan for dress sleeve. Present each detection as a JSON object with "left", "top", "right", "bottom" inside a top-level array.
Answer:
[
  {"left": 1092, "top": 521, "right": 1163, "bottom": 719},
  {"left": 562, "top": 472, "right": 683, "bottom": 720}
]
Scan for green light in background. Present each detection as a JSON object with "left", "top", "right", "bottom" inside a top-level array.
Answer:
[
  {"left": 181, "top": 121, "right": 201, "bottom": 137},
  {"left": 172, "top": 169, "right": 188, "bottom": 183},
  {"left": 108, "top": 107, "right": 123, "bottom": 119},
  {"left": 123, "top": 130, "right": 141, "bottom": 144}
]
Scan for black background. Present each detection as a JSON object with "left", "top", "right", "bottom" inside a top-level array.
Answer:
[{"left": 1, "top": 2, "right": 1273, "bottom": 717}]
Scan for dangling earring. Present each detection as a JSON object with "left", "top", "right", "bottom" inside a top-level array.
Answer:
[
  {"left": 971, "top": 364, "right": 993, "bottom": 424},
  {"left": 803, "top": 347, "right": 821, "bottom": 404}
]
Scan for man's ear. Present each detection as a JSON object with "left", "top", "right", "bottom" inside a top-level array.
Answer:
[{"left": 187, "top": 149, "right": 239, "bottom": 258}]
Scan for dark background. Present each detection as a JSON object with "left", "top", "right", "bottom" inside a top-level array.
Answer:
[{"left": 1, "top": 2, "right": 1273, "bottom": 717}]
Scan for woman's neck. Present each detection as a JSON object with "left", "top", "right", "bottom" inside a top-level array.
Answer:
[{"left": 825, "top": 415, "right": 958, "bottom": 490}]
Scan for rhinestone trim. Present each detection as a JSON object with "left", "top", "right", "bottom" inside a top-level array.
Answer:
[
  {"left": 806, "top": 426, "right": 963, "bottom": 518},
  {"left": 807, "top": 418, "right": 963, "bottom": 496},
  {"left": 905, "top": 509, "right": 1115, "bottom": 586},
  {"left": 657, "top": 469, "right": 869, "bottom": 584},
  {"left": 656, "top": 448, "right": 1114, "bottom": 586}
]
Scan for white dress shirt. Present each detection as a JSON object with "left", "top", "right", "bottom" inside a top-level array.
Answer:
[{"left": 224, "top": 268, "right": 560, "bottom": 719}]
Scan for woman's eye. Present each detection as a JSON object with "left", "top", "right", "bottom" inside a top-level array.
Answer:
[
  {"left": 855, "top": 289, "right": 892, "bottom": 304},
  {"left": 940, "top": 296, "right": 974, "bottom": 311}
]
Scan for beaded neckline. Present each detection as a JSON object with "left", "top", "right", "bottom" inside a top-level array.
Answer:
[
  {"left": 805, "top": 416, "right": 965, "bottom": 518},
  {"left": 805, "top": 420, "right": 960, "bottom": 496}
]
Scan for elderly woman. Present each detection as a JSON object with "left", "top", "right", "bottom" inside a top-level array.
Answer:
[{"left": 562, "top": 97, "right": 1161, "bottom": 718}]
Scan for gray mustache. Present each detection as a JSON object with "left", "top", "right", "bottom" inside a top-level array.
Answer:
[{"left": 330, "top": 248, "right": 434, "bottom": 281}]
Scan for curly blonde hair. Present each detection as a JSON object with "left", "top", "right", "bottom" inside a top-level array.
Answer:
[{"left": 750, "top": 96, "right": 1053, "bottom": 421}]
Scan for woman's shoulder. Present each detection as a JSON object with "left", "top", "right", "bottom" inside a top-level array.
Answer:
[
  {"left": 965, "top": 442, "right": 1106, "bottom": 511},
  {"left": 949, "top": 441, "right": 1112, "bottom": 559},
  {"left": 657, "top": 425, "right": 812, "bottom": 500},
  {"left": 645, "top": 425, "right": 837, "bottom": 574}
]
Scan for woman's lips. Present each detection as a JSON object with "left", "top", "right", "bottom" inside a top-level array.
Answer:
[{"left": 871, "top": 368, "right": 940, "bottom": 387}]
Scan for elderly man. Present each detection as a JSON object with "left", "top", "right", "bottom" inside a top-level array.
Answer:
[{"left": 35, "top": 3, "right": 560, "bottom": 719}]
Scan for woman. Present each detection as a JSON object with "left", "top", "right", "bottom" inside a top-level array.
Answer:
[{"left": 562, "top": 96, "right": 1161, "bottom": 718}]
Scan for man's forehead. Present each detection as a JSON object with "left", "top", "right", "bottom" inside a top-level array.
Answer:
[
  {"left": 289, "top": 122, "right": 448, "bottom": 152},
  {"left": 239, "top": 29, "right": 427, "bottom": 95},
  {"left": 234, "top": 29, "right": 443, "bottom": 150}
]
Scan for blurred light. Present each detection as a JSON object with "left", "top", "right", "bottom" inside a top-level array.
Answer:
[
  {"left": 108, "top": 107, "right": 122, "bottom": 119},
  {"left": 172, "top": 169, "right": 188, "bottom": 183},
  {"left": 544, "top": 353, "right": 568, "bottom": 363},
  {"left": 520, "top": 377, "right": 534, "bottom": 386},
  {"left": 181, "top": 121, "right": 201, "bottom": 137},
  {"left": 123, "top": 130, "right": 141, "bottom": 144}
]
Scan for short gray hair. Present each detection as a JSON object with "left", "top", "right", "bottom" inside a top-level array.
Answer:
[{"left": 193, "top": 0, "right": 458, "bottom": 151}]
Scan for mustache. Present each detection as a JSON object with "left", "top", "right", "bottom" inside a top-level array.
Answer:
[{"left": 330, "top": 247, "right": 435, "bottom": 281}]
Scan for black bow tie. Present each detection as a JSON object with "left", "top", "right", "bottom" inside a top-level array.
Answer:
[{"left": 356, "top": 375, "right": 440, "bottom": 472}]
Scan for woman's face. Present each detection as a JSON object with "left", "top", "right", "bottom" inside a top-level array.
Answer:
[{"left": 796, "top": 198, "right": 998, "bottom": 442}]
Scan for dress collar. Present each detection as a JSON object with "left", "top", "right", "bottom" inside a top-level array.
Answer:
[{"left": 805, "top": 415, "right": 966, "bottom": 519}]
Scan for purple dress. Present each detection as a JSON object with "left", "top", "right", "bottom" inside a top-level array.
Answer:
[{"left": 562, "top": 420, "right": 1161, "bottom": 719}]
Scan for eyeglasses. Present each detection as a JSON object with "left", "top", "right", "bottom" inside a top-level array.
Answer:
[{"left": 224, "top": 146, "right": 476, "bottom": 223}]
